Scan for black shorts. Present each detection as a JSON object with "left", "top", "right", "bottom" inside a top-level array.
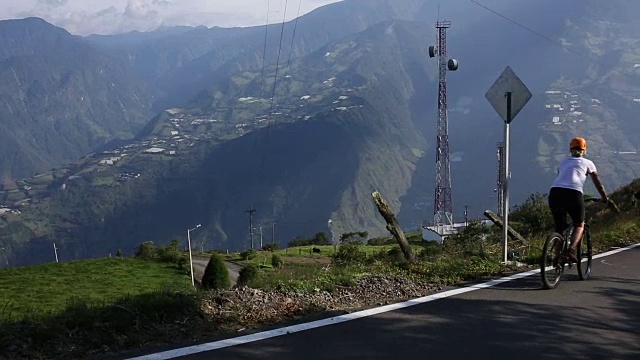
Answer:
[{"left": 548, "top": 187, "right": 585, "bottom": 233}]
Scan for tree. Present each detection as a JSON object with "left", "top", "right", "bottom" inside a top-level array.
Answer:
[
  {"left": 201, "top": 253, "right": 230, "bottom": 290},
  {"left": 312, "top": 232, "right": 331, "bottom": 245},
  {"left": 339, "top": 231, "right": 369, "bottom": 245}
]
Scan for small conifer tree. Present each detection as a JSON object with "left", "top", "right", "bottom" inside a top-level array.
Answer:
[
  {"left": 201, "top": 253, "right": 230, "bottom": 290},
  {"left": 237, "top": 264, "right": 259, "bottom": 287}
]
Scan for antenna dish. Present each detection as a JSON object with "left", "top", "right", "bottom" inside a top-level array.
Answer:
[
  {"left": 448, "top": 58, "right": 459, "bottom": 71},
  {"left": 428, "top": 46, "right": 436, "bottom": 58}
]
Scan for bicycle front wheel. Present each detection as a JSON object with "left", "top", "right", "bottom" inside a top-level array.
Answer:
[
  {"left": 577, "top": 228, "right": 593, "bottom": 280},
  {"left": 541, "top": 233, "right": 564, "bottom": 289}
]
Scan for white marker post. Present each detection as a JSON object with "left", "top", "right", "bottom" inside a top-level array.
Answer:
[
  {"left": 187, "top": 224, "right": 202, "bottom": 287},
  {"left": 485, "top": 66, "right": 532, "bottom": 263}
]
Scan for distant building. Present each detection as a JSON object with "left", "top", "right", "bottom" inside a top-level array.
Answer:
[
  {"left": 422, "top": 221, "right": 492, "bottom": 243},
  {"left": 144, "top": 147, "right": 165, "bottom": 154}
]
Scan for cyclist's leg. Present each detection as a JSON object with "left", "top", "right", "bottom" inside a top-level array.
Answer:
[
  {"left": 548, "top": 188, "right": 568, "bottom": 234},
  {"left": 548, "top": 188, "right": 567, "bottom": 259},
  {"left": 566, "top": 190, "right": 585, "bottom": 262}
]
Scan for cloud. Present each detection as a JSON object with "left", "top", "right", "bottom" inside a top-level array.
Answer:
[
  {"left": 2, "top": 0, "right": 344, "bottom": 36},
  {"left": 38, "top": 0, "right": 70, "bottom": 7}
]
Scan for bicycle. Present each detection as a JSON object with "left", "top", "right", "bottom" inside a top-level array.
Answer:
[{"left": 540, "top": 197, "right": 619, "bottom": 289}]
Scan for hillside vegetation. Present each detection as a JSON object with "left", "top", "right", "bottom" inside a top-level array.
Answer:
[{"left": 1, "top": 177, "right": 637, "bottom": 359}]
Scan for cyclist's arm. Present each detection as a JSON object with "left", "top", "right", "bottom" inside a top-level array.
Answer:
[{"left": 590, "top": 171, "right": 608, "bottom": 202}]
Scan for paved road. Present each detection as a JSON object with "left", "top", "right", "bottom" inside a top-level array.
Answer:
[{"left": 135, "top": 247, "right": 640, "bottom": 360}]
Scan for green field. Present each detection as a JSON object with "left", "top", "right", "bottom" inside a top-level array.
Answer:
[{"left": 0, "top": 258, "right": 191, "bottom": 320}]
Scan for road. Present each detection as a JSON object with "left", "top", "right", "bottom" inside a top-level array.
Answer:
[{"left": 130, "top": 246, "right": 639, "bottom": 360}]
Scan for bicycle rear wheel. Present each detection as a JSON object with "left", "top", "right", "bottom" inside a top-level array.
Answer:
[
  {"left": 577, "top": 228, "right": 593, "bottom": 280},
  {"left": 541, "top": 233, "right": 564, "bottom": 289}
]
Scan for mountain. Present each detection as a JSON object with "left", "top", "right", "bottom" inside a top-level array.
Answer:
[
  {"left": 85, "top": 0, "right": 436, "bottom": 112},
  {"left": 0, "top": 17, "right": 155, "bottom": 182},
  {"left": 1, "top": 0, "right": 640, "bottom": 267}
]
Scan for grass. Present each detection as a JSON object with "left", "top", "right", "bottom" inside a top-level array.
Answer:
[
  {"left": 0, "top": 258, "right": 192, "bottom": 320},
  {"left": 91, "top": 176, "right": 116, "bottom": 187}
]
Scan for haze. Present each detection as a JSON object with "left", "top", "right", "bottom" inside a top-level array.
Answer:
[{"left": 0, "top": 0, "right": 343, "bottom": 35}]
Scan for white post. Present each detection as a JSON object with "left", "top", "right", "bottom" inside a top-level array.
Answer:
[
  {"left": 53, "top": 243, "right": 59, "bottom": 263},
  {"left": 503, "top": 92, "right": 512, "bottom": 264},
  {"left": 260, "top": 227, "right": 263, "bottom": 249},
  {"left": 187, "top": 229, "right": 195, "bottom": 286}
]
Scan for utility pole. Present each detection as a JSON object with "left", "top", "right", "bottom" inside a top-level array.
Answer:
[
  {"left": 464, "top": 205, "right": 469, "bottom": 227},
  {"left": 272, "top": 222, "right": 276, "bottom": 245},
  {"left": 245, "top": 208, "right": 256, "bottom": 249},
  {"left": 53, "top": 243, "right": 59, "bottom": 263},
  {"left": 0, "top": 247, "right": 8, "bottom": 267},
  {"left": 429, "top": 20, "right": 459, "bottom": 230}
]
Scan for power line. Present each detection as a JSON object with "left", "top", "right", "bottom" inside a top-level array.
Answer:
[
  {"left": 285, "top": 0, "right": 303, "bottom": 71},
  {"left": 269, "top": 0, "right": 290, "bottom": 113},
  {"left": 469, "top": 0, "right": 637, "bottom": 79},
  {"left": 259, "top": 0, "right": 271, "bottom": 97}
]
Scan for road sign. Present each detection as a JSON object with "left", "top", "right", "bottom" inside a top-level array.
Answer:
[{"left": 485, "top": 66, "right": 532, "bottom": 123}]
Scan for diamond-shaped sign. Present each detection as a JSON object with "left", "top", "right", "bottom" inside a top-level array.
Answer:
[{"left": 485, "top": 66, "right": 532, "bottom": 123}]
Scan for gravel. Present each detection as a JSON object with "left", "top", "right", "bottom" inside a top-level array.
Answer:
[{"left": 201, "top": 275, "right": 440, "bottom": 328}]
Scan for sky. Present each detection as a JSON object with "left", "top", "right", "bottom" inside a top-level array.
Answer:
[{"left": 0, "top": 0, "right": 343, "bottom": 36}]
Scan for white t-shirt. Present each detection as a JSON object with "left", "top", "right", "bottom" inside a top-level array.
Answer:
[{"left": 551, "top": 156, "right": 597, "bottom": 193}]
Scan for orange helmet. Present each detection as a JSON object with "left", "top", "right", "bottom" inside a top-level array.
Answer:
[{"left": 570, "top": 137, "right": 587, "bottom": 150}]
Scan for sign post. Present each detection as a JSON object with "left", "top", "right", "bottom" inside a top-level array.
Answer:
[{"left": 485, "top": 66, "right": 532, "bottom": 263}]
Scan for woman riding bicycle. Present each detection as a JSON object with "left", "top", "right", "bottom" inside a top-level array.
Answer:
[{"left": 548, "top": 137, "right": 608, "bottom": 263}]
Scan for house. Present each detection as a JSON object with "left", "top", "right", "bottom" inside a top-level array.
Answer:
[{"left": 144, "top": 147, "right": 165, "bottom": 154}]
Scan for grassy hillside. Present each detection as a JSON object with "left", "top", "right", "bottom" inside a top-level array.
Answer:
[{"left": 0, "top": 257, "right": 191, "bottom": 320}]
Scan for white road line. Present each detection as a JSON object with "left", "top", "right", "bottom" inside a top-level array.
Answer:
[{"left": 126, "top": 243, "right": 640, "bottom": 360}]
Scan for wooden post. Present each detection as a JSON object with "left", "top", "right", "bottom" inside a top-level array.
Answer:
[
  {"left": 371, "top": 191, "right": 415, "bottom": 263},
  {"left": 483, "top": 210, "right": 527, "bottom": 244}
]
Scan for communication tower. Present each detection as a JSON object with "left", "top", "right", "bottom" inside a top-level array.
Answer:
[{"left": 429, "top": 21, "right": 459, "bottom": 227}]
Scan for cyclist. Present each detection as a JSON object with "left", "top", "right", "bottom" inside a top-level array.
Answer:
[{"left": 548, "top": 137, "right": 608, "bottom": 263}]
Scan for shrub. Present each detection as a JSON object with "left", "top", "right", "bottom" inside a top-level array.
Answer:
[
  {"left": 158, "top": 240, "right": 182, "bottom": 264},
  {"left": 262, "top": 242, "right": 279, "bottom": 251},
  {"left": 116, "top": 249, "right": 123, "bottom": 258},
  {"left": 237, "top": 264, "right": 259, "bottom": 287},
  {"left": 368, "top": 237, "right": 395, "bottom": 246},
  {"left": 240, "top": 248, "right": 258, "bottom": 261},
  {"left": 287, "top": 232, "right": 332, "bottom": 247},
  {"left": 419, "top": 241, "right": 443, "bottom": 258},
  {"left": 271, "top": 254, "right": 284, "bottom": 269},
  {"left": 332, "top": 243, "right": 367, "bottom": 266},
  {"left": 176, "top": 256, "right": 189, "bottom": 273},
  {"left": 509, "top": 193, "right": 554, "bottom": 236},
  {"left": 201, "top": 254, "right": 230, "bottom": 290},
  {"left": 134, "top": 241, "right": 156, "bottom": 260}
]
